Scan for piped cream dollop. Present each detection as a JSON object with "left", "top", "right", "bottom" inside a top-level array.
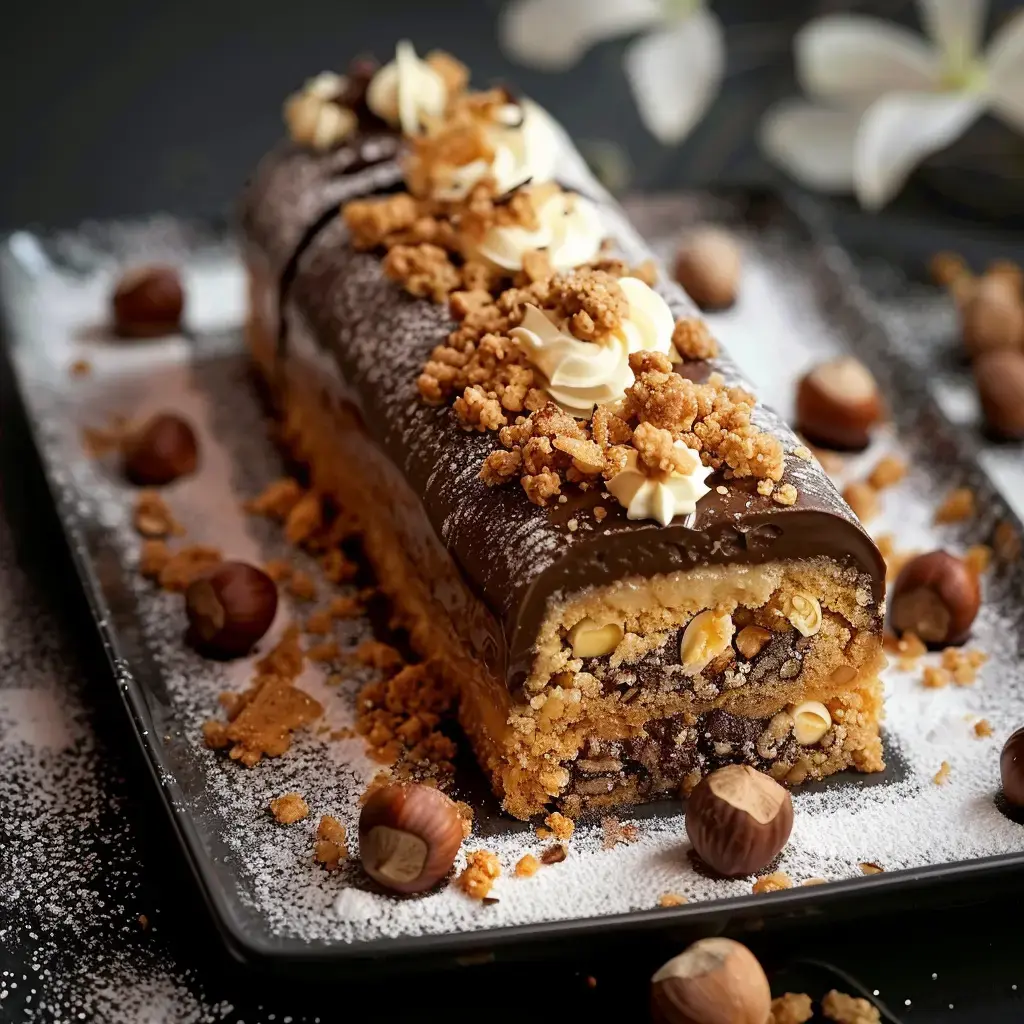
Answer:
[
  {"left": 469, "top": 190, "right": 604, "bottom": 272},
  {"left": 606, "top": 447, "right": 713, "bottom": 526},
  {"left": 366, "top": 41, "right": 448, "bottom": 136},
  {"left": 510, "top": 277, "right": 675, "bottom": 416},
  {"left": 284, "top": 73, "right": 357, "bottom": 151},
  {"left": 433, "top": 99, "right": 559, "bottom": 202}
]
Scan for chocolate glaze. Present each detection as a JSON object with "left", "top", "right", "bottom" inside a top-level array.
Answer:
[{"left": 248, "top": 126, "right": 885, "bottom": 693}]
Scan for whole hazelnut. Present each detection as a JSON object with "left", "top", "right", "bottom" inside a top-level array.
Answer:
[
  {"left": 358, "top": 783, "right": 464, "bottom": 894},
  {"left": 650, "top": 937, "right": 771, "bottom": 1024},
  {"left": 185, "top": 561, "right": 278, "bottom": 658},
  {"left": 674, "top": 227, "right": 741, "bottom": 311},
  {"left": 961, "top": 276, "right": 1024, "bottom": 358},
  {"left": 795, "top": 357, "right": 884, "bottom": 451},
  {"left": 122, "top": 413, "right": 199, "bottom": 486},
  {"left": 685, "top": 764, "right": 793, "bottom": 877},
  {"left": 974, "top": 350, "right": 1024, "bottom": 440},
  {"left": 112, "top": 265, "right": 185, "bottom": 338},
  {"left": 1000, "top": 727, "right": 1024, "bottom": 808},
  {"left": 890, "top": 550, "right": 980, "bottom": 647}
]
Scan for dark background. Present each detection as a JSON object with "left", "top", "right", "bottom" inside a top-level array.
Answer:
[{"left": 2, "top": 1, "right": 1024, "bottom": 1020}]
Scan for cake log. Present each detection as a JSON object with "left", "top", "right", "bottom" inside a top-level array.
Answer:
[{"left": 242, "top": 69, "right": 886, "bottom": 819}]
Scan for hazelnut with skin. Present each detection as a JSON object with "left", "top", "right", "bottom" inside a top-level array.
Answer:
[
  {"left": 674, "top": 227, "right": 741, "bottom": 311},
  {"left": 358, "top": 783, "right": 464, "bottom": 894},
  {"left": 650, "top": 937, "right": 771, "bottom": 1024},
  {"left": 1000, "top": 728, "right": 1024, "bottom": 808},
  {"left": 112, "top": 264, "right": 185, "bottom": 338},
  {"left": 974, "top": 350, "right": 1024, "bottom": 440},
  {"left": 122, "top": 413, "right": 199, "bottom": 486},
  {"left": 890, "top": 550, "right": 980, "bottom": 647},
  {"left": 185, "top": 561, "right": 278, "bottom": 658},
  {"left": 961, "top": 276, "right": 1024, "bottom": 358},
  {"left": 795, "top": 357, "right": 884, "bottom": 451},
  {"left": 686, "top": 764, "right": 793, "bottom": 877}
]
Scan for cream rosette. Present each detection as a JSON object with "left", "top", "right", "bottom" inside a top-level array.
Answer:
[
  {"left": 606, "top": 447, "right": 713, "bottom": 527},
  {"left": 469, "top": 189, "right": 604, "bottom": 273},
  {"left": 284, "top": 73, "right": 357, "bottom": 151},
  {"left": 366, "top": 41, "right": 449, "bottom": 137},
  {"left": 433, "top": 99, "right": 560, "bottom": 202},
  {"left": 511, "top": 277, "right": 675, "bottom": 416}
]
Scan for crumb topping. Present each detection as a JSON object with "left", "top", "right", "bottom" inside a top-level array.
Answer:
[
  {"left": 314, "top": 814, "right": 348, "bottom": 869},
  {"left": 821, "top": 990, "right": 881, "bottom": 1024},
  {"left": 458, "top": 849, "right": 500, "bottom": 899},
  {"left": 270, "top": 792, "right": 310, "bottom": 824},
  {"left": 769, "top": 993, "right": 814, "bottom": 1024}
]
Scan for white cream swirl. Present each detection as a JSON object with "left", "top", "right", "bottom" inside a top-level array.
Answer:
[
  {"left": 470, "top": 190, "right": 604, "bottom": 272},
  {"left": 433, "top": 99, "right": 559, "bottom": 202},
  {"left": 366, "top": 41, "right": 448, "bottom": 136},
  {"left": 283, "top": 72, "right": 357, "bottom": 151},
  {"left": 606, "top": 447, "right": 713, "bottom": 526},
  {"left": 510, "top": 277, "right": 675, "bottom": 416}
]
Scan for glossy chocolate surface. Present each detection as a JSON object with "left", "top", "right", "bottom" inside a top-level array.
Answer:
[{"left": 246, "top": 133, "right": 885, "bottom": 690}]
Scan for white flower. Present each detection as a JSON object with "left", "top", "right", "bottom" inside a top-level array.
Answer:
[
  {"left": 499, "top": 0, "right": 725, "bottom": 144},
  {"left": 760, "top": 0, "right": 1024, "bottom": 210},
  {"left": 606, "top": 446, "right": 713, "bottom": 525},
  {"left": 366, "top": 41, "right": 448, "bottom": 136}
]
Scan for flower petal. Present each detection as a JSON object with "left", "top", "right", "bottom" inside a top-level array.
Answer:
[
  {"left": 759, "top": 100, "right": 860, "bottom": 192},
  {"left": 918, "top": 0, "right": 987, "bottom": 67},
  {"left": 622, "top": 10, "right": 725, "bottom": 144},
  {"left": 986, "top": 8, "right": 1024, "bottom": 132},
  {"left": 499, "top": 0, "right": 662, "bottom": 71},
  {"left": 854, "top": 91, "right": 985, "bottom": 209},
  {"left": 795, "top": 14, "right": 937, "bottom": 105}
]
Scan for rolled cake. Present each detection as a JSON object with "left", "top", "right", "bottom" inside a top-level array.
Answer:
[{"left": 241, "top": 46, "right": 886, "bottom": 819}]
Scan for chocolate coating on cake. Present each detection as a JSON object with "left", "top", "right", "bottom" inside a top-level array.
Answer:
[{"left": 249, "top": 131, "right": 884, "bottom": 690}]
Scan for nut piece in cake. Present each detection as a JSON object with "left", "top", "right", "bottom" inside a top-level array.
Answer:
[
  {"left": 974, "top": 350, "right": 1024, "bottom": 440},
  {"left": 889, "top": 550, "right": 980, "bottom": 647},
  {"left": 1000, "top": 727, "right": 1024, "bottom": 808},
  {"left": 685, "top": 764, "right": 794, "bottom": 877},
  {"left": 680, "top": 610, "right": 735, "bottom": 676},
  {"left": 650, "top": 937, "right": 771, "bottom": 1024},
  {"left": 673, "top": 227, "right": 741, "bottom": 311},
  {"left": 122, "top": 413, "right": 199, "bottom": 486},
  {"left": 185, "top": 561, "right": 279, "bottom": 659},
  {"left": 112, "top": 264, "right": 185, "bottom": 338},
  {"left": 788, "top": 700, "right": 832, "bottom": 745},
  {"left": 795, "top": 357, "right": 883, "bottom": 451},
  {"left": 358, "top": 783, "right": 463, "bottom": 894}
]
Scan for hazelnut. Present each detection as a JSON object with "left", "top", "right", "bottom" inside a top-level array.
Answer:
[
  {"left": 795, "top": 357, "right": 883, "bottom": 451},
  {"left": 112, "top": 264, "right": 184, "bottom": 338},
  {"left": 185, "top": 561, "right": 278, "bottom": 659},
  {"left": 122, "top": 413, "right": 199, "bottom": 486},
  {"left": 1000, "top": 727, "right": 1024, "bottom": 808},
  {"left": 787, "top": 701, "right": 832, "bottom": 745},
  {"left": 650, "top": 937, "right": 771, "bottom": 1024},
  {"left": 358, "top": 783, "right": 464, "bottom": 894},
  {"left": 685, "top": 764, "right": 793, "bottom": 877},
  {"left": 974, "top": 350, "right": 1024, "bottom": 440},
  {"left": 890, "top": 550, "right": 981, "bottom": 647},
  {"left": 961, "top": 276, "right": 1024, "bottom": 357},
  {"left": 680, "top": 610, "right": 735, "bottom": 676},
  {"left": 568, "top": 618, "right": 624, "bottom": 659},
  {"left": 783, "top": 593, "right": 822, "bottom": 637},
  {"left": 673, "top": 227, "right": 741, "bottom": 311}
]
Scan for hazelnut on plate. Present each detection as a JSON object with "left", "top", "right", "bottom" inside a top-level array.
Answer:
[
  {"left": 889, "top": 550, "right": 980, "bottom": 648},
  {"left": 122, "top": 413, "right": 199, "bottom": 486},
  {"left": 795, "top": 356, "right": 883, "bottom": 451},
  {"left": 1000, "top": 728, "right": 1024, "bottom": 808},
  {"left": 685, "top": 764, "right": 793, "bottom": 877},
  {"left": 961, "top": 275, "right": 1024, "bottom": 358},
  {"left": 673, "top": 227, "right": 741, "bottom": 311},
  {"left": 112, "top": 264, "right": 185, "bottom": 338},
  {"left": 185, "top": 561, "right": 278, "bottom": 659},
  {"left": 651, "top": 937, "right": 771, "bottom": 1024},
  {"left": 974, "top": 350, "right": 1024, "bottom": 440},
  {"left": 358, "top": 783, "right": 464, "bottom": 894}
]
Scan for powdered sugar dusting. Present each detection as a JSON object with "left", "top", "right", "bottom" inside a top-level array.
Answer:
[{"left": 2, "top": 197, "right": 1023, "bottom": 957}]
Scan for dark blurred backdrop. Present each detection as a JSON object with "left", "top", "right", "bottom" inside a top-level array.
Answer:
[{"left": 2, "top": 0, "right": 1020, "bottom": 233}]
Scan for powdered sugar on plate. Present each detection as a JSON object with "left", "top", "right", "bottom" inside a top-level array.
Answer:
[{"left": 2, "top": 202, "right": 1023, "bottom": 955}]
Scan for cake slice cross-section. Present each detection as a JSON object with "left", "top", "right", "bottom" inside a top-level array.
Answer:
[{"left": 240, "top": 44, "right": 886, "bottom": 819}]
